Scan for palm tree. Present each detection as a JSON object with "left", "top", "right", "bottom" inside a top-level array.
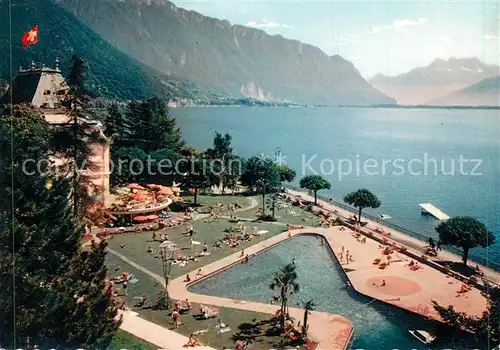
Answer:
[
  {"left": 265, "top": 192, "right": 278, "bottom": 219},
  {"left": 299, "top": 299, "right": 316, "bottom": 336},
  {"left": 269, "top": 263, "right": 300, "bottom": 328}
]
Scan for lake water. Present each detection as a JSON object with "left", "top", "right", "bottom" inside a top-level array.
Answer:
[{"left": 174, "top": 106, "right": 500, "bottom": 267}]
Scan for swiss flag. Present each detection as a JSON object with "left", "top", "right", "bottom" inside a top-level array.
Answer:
[{"left": 21, "top": 25, "right": 38, "bottom": 48}]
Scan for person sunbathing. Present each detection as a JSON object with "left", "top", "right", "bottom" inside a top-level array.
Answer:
[
  {"left": 185, "top": 335, "right": 202, "bottom": 347},
  {"left": 183, "top": 274, "right": 191, "bottom": 282},
  {"left": 134, "top": 294, "right": 148, "bottom": 307}
]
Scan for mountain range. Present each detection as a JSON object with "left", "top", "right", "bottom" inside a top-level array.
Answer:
[
  {"left": 1, "top": 0, "right": 496, "bottom": 107},
  {"left": 429, "top": 76, "right": 500, "bottom": 106},
  {"left": 370, "top": 58, "right": 499, "bottom": 106},
  {"left": 53, "top": 0, "right": 394, "bottom": 105}
]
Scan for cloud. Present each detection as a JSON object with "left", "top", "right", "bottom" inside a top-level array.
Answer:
[
  {"left": 484, "top": 34, "right": 500, "bottom": 40},
  {"left": 367, "top": 18, "right": 428, "bottom": 34},
  {"left": 437, "top": 36, "right": 457, "bottom": 43},
  {"left": 392, "top": 18, "right": 428, "bottom": 31},
  {"left": 246, "top": 20, "right": 293, "bottom": 29}
]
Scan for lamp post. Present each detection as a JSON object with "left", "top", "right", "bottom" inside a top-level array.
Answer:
[{"left": 159, "top": 240, "right": 177, "bottom": 309}]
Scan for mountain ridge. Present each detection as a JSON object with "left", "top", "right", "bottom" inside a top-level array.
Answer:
[
  {"left": 429, "top": 76, "right": 500, "bottom": 106},
  {"left": 370, "top": 57, "right": 499, "bottom": 105},
  {"left": 56, "top": 0, "right": 395, "bottom": 105}
]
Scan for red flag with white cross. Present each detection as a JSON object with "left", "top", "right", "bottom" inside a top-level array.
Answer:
[{"left": 21, "top": 25, "right": 38, "bottom": 48}]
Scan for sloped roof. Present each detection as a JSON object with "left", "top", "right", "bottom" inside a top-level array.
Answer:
[{"left": 10, "top": 71, "right": 42, "bottom": 105}]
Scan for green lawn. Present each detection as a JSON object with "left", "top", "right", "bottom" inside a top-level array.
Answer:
[
  {"left": 234, "top": 194, "right": 322, "bottom": 227},
  {"left": 108, "top": 330, "right": 157, "bottom": 350},
  {"left": 183, "top": 193, "right": 251, "bottom": 214},
  {"left": 106, "top": 254, "right": 308, "bottom": 350}
]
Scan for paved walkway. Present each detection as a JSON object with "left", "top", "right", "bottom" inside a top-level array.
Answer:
[
  {"left": 285, "top": 189, "right": 500, "bottom": 286},
  {"left": 119, "top": 309, "right": 216, "bottom": 350}
]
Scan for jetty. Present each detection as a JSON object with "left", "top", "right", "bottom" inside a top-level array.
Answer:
[{"left": 418, "top": 203, "right": 450, "bottom": 221}]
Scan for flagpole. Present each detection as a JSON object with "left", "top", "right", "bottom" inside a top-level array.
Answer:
[{"left": 9, "top": 0, "right": 17, "bottom": 346}]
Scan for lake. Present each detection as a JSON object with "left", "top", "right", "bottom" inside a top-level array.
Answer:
[{"left": 174, "top": 106, "right": 500, "bottom": 267}]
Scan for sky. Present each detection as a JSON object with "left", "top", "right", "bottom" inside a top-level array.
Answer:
[{"left": 174, "top": 0, "right": 500, "bottom": 78}]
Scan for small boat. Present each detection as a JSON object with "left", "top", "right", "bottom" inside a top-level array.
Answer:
[
  {"left": 379, "top": 214, "right": 392, "bottom": 220},
  {"left": 408, "top": 329, "right": 436, "bottom": 345}
]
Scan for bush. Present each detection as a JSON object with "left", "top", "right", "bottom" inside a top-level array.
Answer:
[{"left": 259, "top": 214, "right": 277, "bottom": 222}]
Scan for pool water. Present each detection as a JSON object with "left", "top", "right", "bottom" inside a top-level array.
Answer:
[{"left": 188, "top": 235, "right": 481, "bottom": 350}]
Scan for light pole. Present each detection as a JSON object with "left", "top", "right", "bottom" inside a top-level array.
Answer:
[
  {"left": 159, "top": 240, "right": 177, "bottom": 309},
  {"left": 275, "top": 147, "right": 281, "bottom": 163}
]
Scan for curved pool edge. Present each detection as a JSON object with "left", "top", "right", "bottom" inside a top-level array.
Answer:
[{"left": 169, "top": 229, "right": 354, "bottom": 349}]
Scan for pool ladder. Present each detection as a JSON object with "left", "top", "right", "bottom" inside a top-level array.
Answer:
[{"left": 417, "top": 304, "right": 429, "bottom": 316}]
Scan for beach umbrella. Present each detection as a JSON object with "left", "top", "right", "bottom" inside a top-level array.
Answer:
[
  {"left": 147, "top": 184, "right": 162, "bottom": 189},
  {"left": 159, "top": 240, "right": 178, "bottom": 249},
  {"left": 134, "top": 216, "right": 148, "bottom": 222},
  {"left": 157, "top": 188, "right": 173, "bottom": 196},
  {"left": 128, "top": 183, "right": 145, "bottom": 190},
  {"left": 133, "top": 194, "right": 146, "bottom": 202},
  {"left": 145, "top": 214, "right": 159, "bottom": 220},
  {"left": 188, "top": 188, "right": 196, "bottom": 194}
]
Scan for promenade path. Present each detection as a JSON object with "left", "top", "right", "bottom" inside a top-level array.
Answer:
[
  {"left": 119, "top": 309, "right": 216, "bottom": 350},
  {"left": 285, "top": 189, "right": 500, "bottom": 286}
]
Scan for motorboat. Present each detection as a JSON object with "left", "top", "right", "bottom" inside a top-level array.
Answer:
[{"left": 408, "top": 329, "right": 436, "bottom": 345}]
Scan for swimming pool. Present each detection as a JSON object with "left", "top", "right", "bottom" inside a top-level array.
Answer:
[{"left": 188, "top": 235, "right": 480, "bottom": 349}]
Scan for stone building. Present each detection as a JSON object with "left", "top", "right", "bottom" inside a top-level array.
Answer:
[{"left": 6, "top": 60, "right": 111, "bottom": 206}]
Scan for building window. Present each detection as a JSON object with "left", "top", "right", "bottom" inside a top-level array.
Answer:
[{"left": 43, "top": 90, "right": 51, "bottom": 95}]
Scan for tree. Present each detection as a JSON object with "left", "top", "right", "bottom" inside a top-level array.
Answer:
[
  {"left": 54, "top": 55, "right": 103, "bottom": 223},
  {"left": 299, "top": 299, "right": 316, "bottom": 336},
  {"left": 265, "top": 192, "right": 278, "bottom": 219},
  {"left": 240, "top": 156, "right": 280, "bottom": 215},
  {"left": 269, "top": 264, "right": 300, "bottom": 329},
  {"left": 104, "top": 102, "right": 131, "bottom": 141},
  {"left": 343, "top": 188, "right": 381, "bottom": 224},
  {"left": 206, "top": 132, "right": 237, "bottom": 194},
  {"left": 148, "top": 147, "right": 180, "bottom": 185},
  {"left": 0, "top": 105, "right": 118, "bottom": 348},
  {"left": 299, "top": 175, "right": 331, "bottom": 204},
  {"left": 180, "top": 155, "right": 210, "bottom": 205},
  {"left": 146, "top": 97, "right": 184, "bottom": 152},
  {"left": 110, "top": 147, "right": 148, "bottom": 186},
  {"left": 277, "top": 164, "right": 296, "bottom": 190},
  {"left": 435, "top": 216, "right": 495, "bottom": 266},
  {"left": 432, "top": 283, "right": 499, "bottom": 347},
  {"left": 126, "top": 98, "right": 184, "bottom": 153}
]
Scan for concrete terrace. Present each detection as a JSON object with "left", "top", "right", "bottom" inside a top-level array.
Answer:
[{"left": 286, "top": 189, "right": 500, "bottom": 286}]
